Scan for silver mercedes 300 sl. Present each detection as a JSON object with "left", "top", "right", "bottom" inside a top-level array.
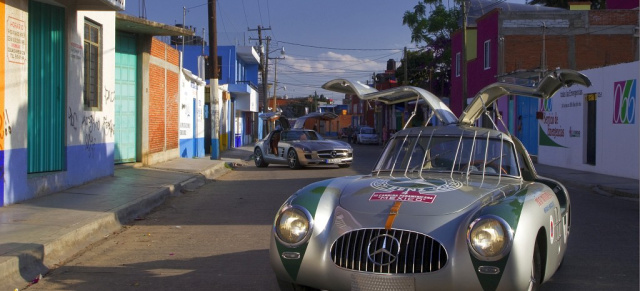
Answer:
[{"left": 269, "top": 69, "right": 591, "bottom": 291}]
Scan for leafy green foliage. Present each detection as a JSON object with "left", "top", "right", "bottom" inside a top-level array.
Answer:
[{"left": 401, "top": 0, "right": 461, "bottom": 96}]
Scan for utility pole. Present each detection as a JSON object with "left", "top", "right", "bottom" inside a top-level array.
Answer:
[
  {"left": 265, "top": 37, "right": 271, "bottom": 110},
  {"left": 209, "top": 0, "right": 220, "bottom": 159},
  {"left": 461, "top": 1, "right": 468, "bottom": 115},
  {"left": 248, "top": 26, "right": 271, "bottom": 114},
  {"left": 182, "top": 6, "right": 186, "bottom": 53},
  {"left": 248, "top": 26, "right": 271, "bottom": 138},
  {"left": 541, "top": 21, "right": 547, "bottom": 72},
  {"left": 403, "top": 47, "right": 408, "bottom": 85}
]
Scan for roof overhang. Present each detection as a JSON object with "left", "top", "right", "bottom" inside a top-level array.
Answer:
[
  {"left": 237, "top": 46, "right": 260, "bottom": 65},
  {"left": 56, "top": 0, "right": 125, "bottom": 11},
  {"left": 116, "top": 13, "right": 195, "bottom": 37}
]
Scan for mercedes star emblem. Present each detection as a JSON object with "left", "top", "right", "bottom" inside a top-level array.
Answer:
[{"left": 367, "top": 234, "right": 401, "bottom": 266}]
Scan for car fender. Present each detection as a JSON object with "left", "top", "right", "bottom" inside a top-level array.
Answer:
[
  {"left": 270, "top": 176, "right": 357, "bottom": 284},
  {"left": 498, "top": 182, "right": 568, "bottom": 290}
]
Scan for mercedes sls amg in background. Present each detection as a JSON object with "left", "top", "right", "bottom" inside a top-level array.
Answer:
[{"left": 254, "top": 112, "right": 353, "bottom": 169}]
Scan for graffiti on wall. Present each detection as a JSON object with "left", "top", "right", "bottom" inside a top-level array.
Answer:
[
  {"left": 67, "top": 107, "right": 78, "bottom": 131},
  {"left": 3, "top": 109, "right": 11, "bottom": 138},
  {"left": 103, "top": 86, "right": 116, "bottom": 103},
  {"left": 67, "top": 108, "right": 115, "bottom": 158},
  {"left": 613, "top": 79, "right": 636, "bottom": 124}
]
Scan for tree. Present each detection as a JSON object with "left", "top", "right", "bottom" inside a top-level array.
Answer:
[{"left": 402, "top": 0, "right": 461, "bottom": 97}]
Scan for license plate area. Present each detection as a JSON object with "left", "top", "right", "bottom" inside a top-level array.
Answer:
[{"left": 351, "top": 273, "right": 415, "bottom": 291}]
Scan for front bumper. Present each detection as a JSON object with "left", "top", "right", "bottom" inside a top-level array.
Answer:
[
  {"left": 270, "top": 211, "right": 533, "bottom": 291},
  {"left": 299, "top": 149, "right": 353, "bottom": 166},
  {"left": 359, "top": 137, "right": 379, "bottom": 144}
]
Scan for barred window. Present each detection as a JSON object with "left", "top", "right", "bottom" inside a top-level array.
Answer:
[
  {"left": 455, "top": 52, "right": 461, "bottom": 77},
  {"left": 84, "top": 19, "right": 101, "bottom": 109},
  {"left": 483, "top": 40, "right": 491, "bottom": 70}
]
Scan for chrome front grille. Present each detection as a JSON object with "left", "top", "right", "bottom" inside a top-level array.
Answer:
[
  {"left": 330, "top": 228, "right": 447, "bottom": 274},
  {"left": 317, "top": 150, "right": 350, "bottom": 159}
]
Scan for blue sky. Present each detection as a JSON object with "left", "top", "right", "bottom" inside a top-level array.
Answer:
[{"left": 124, "top": 0, "right": 527, "bottom": 100}]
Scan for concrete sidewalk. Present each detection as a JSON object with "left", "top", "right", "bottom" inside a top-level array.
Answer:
[
  {"left": 0, "top": 145, "right": 637, "bottom": 290},
  {"left": 0, "top": 148, "right": 254, "bottom": 291}
]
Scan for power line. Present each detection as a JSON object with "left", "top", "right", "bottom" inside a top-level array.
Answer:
[
  {"left": 241, "top": 0, "right": 249, "bottom": 28},
  {"left": 278, "top": 40, "right": 404, "bottom": 51}
]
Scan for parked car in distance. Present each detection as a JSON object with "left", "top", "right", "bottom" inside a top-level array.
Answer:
[
  {"left": 254, "top": 112, "right": 353, "bottom": 169},
  {"left": 356, "top": 126, "right": 379, "bottom": 145},
  {"left": 269, "top": 69, "right": 592, "bottom": 290}
]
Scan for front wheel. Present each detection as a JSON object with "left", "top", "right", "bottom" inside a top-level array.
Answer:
[
  {"left": 287, "top": 149, "right": 302, "bottom": 169},
  {"left": 254, "top": 147, "right": 269, "bottom": 167},
  {"left": 528, "top": 242, "right": 543, "bottom": 291},
  {"left": 277, "top": 279, "right": 319, "bottom": 291}
]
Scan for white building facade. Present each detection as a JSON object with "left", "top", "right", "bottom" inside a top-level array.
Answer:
[
  {"left": 2, "top": 0, "right": 122, "bottom": 206},
  {"left": 538, "top": 62, "right": 638, "bottom": 179}
]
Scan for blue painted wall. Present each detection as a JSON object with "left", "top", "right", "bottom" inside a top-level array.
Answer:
[{"left": 4, "top": 143, "right": 113, "bottom": 205}]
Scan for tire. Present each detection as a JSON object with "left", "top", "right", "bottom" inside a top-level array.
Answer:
[
  {"left": 254, "top": 147, "right": 269, "bottom": 167},
  {"left": 528, "top": 242, "right": 543, "bottom": 291},
  {"left": 287, "top": 149, "right": 302, "bottom": 169},
  {"left": 277, "top": 279, "right": 319, "bottom": 291},
  {"left": 338, "top": 164, "right": 351, "bottom": 168}
]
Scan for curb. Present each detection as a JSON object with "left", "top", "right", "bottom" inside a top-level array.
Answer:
[
  {"left": 595, "top": 184, "right": 638, "bottom": 200},
  {"left": 551, "top": 176, "right": 638, "bottom": 200},
  {"left": 0, "top": 176, "right": 193, "bottom": 291}
]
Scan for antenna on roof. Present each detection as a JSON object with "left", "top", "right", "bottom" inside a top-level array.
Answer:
[{"left": 139, "top": 0, "right": 147, "bottom": 19}]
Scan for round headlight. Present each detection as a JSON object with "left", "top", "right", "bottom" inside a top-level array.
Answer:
[
  {"left": 274, "top": 206, "right": 313, "bottom": 247},
  {"left": 467, "top": 215, "right": 512, "bottom": 261}
]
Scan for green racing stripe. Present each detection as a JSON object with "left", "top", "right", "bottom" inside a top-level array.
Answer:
[{"left": 470, "top": 186, "right": 529, "bottom": 291}]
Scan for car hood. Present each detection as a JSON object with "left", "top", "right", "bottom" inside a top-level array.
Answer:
[
  {"left": 338, "top": 174, "right": 518, "bottom": 216},
  {"left": 296, "top": 140, "right": 350, "bottom": 150}
]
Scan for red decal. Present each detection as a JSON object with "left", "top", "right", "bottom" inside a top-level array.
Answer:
[
  {"left": 370, "top": 190, "right": 437, "bottom": 204},
  {"left": 535, "top": 192, "right": 553, "bottom": 206}
]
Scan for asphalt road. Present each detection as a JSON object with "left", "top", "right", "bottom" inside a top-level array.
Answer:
[{"left": 25, "top": 144, "right": 638, "bottom": 290}]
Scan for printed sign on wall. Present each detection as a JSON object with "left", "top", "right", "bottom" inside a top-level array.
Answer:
[{"left": 613, "top": 79, "right": 636, "bottom": 124}]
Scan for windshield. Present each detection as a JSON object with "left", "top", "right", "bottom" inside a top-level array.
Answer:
[
  {"left": 281, "top": 130, "right": 322, "bottom": 141},
  {"left": 374, "top": 134, "right": 519, "bottom": 177}
]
